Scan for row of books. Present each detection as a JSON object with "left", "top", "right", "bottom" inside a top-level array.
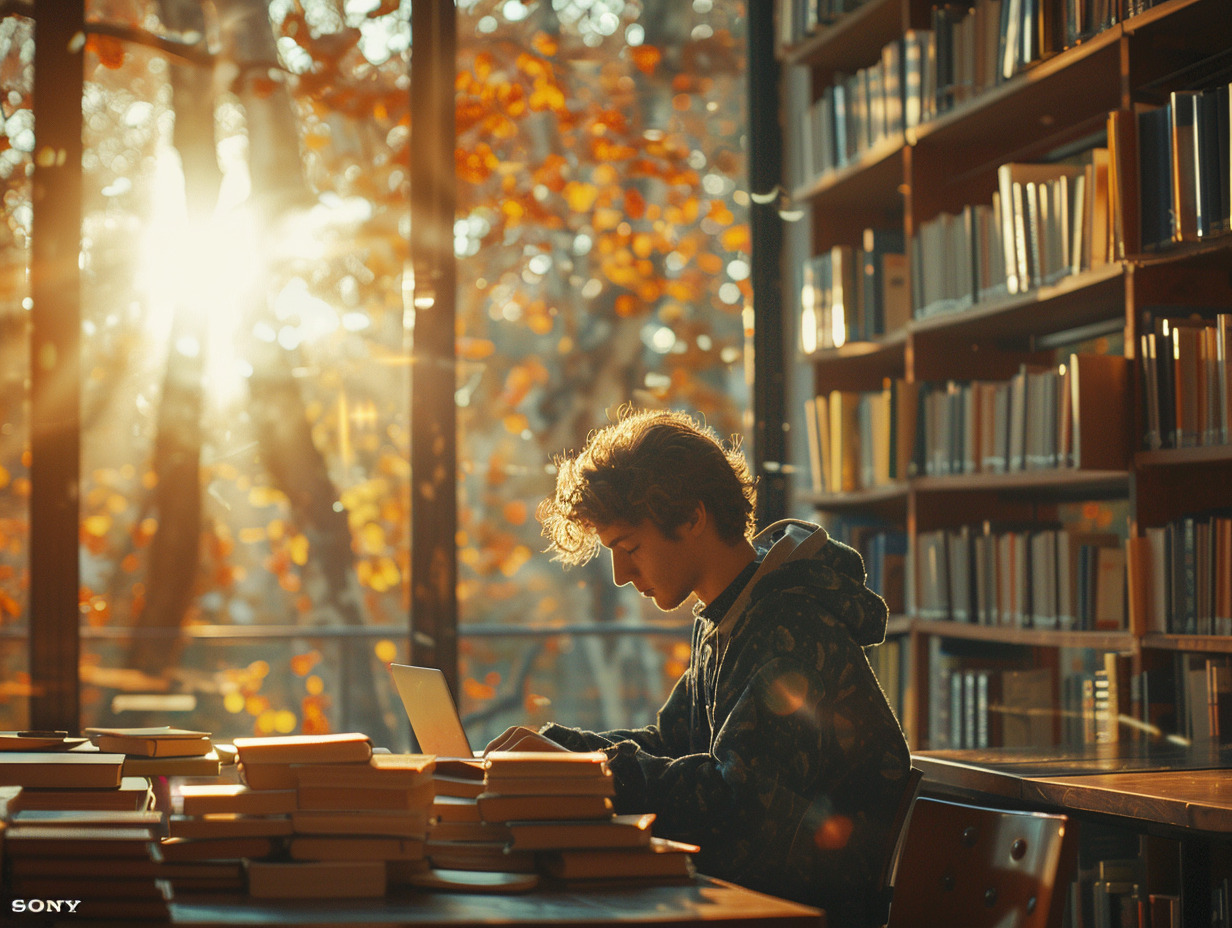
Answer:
[
  {"left": 911, "top": 148, "right": 1113, "bottom": 319},
  {"left": 783, "top": 0, "right": 1137, "bottom": 192},
  {"left": 801, "top": 353, "right": 1129, "bottom": 497},
  {"left": 927, "top": 649, "right": 1144, "bottom": 751},
  {"left": 915, "top": 522, "right": 1127, "bottom": 630},
  {"left": 798, "top": 228, "right": 910, "bottom": 352},
  {"left": 1135, "top": 85, "right": 1232, "bottom": 252},
  {"left": 775, "top": 0, "right": 878, "bottom": 48},
  {"left": 776, "top": 0, "right": 1160, "bottom": 55},
  {"left": 1128, "top": 511, "right": 1232, "bottom": 637},
  {"left": 833, "top": 521, "right": 909, "bottom": 615},
  {"left": 802, "top": 378, "right": 916, "bottom": 496},
  {"left": 914, "top": 355, "right": 1129, "bottom": 478},
  {"left": 1138, "top": 313, "right": 1232, "bottom": 452},
  {"left": 932, "top": 666, "right": 1056, "bottom": 750},
  {"left": 785, "top": 37, "right": 907, "bottom": 188}
]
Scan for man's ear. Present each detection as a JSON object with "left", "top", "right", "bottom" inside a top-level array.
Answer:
[{"left": 684, "top": 502, "right": 707, "bottom": 537}]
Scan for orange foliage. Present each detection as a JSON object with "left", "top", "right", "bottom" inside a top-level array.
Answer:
[
  {"left": 86, "top": 34, "right": 125, "bottom": 70},
  {"left": 630, "top": 45, "right": 661, "bottom": 76},
  {"left": 463, "top": 676, "right": 495, "bottom": 701},
  {"left": 290, "top": 651, "right": 322, "bottom": 676},
  {"left": 614, "top": 294, "right": 639, "bottom": 318},
  {"left": 532, "top": 31, "right": 558, "bottom": 56},
  {"left": 721, "top": 225, "right": 751, "bottom": 252}
]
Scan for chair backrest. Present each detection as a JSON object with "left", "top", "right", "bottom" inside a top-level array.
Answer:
[
  {"left": 886, "top": 797, "right": 1076, "bottom": 928},
  {"left": 869, "top": 766, "right": 925, "bottom": 928}
]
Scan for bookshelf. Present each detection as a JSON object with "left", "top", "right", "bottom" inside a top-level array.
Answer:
[{"left": 776, "top": 0, "right": 1232, "bottom": 762}]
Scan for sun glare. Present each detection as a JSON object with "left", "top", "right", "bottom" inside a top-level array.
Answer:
[{"left": 137, "top": 146, "right": 262, "bottom": 406}]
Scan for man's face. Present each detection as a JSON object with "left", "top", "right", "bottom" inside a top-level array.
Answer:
[{"left": 597, "top": 518, "right": 701, "bottom": 612}]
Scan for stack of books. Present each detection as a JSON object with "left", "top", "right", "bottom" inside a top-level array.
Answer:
[
  {"left": 84, "top": 726, "right": 223, "bottom": 780},
  {"left": 0, "top": 744, "right": 156, "bottom": 815},
  {"left": 4, "top": 810, "right": 172, "bottom": 921},
  {"left": 288, "top": 752, "right": 435, "bottom": 892},
  {"left": 476, "top": 750, "right": 697, "bottom": 884},
  {"left": 227, "top": 732, "right": 431, "bottom": 899},
  {"left": 167, "top": 783, "right": 296, "bottom": 893},
  {"left": 422, "top": 756, "right": 513, "bottom": 871},
  {"left": 425, "top": 792, "right": 526, "bottom": 873},
  {"left": 156, "top": 733, "right": 371, "bottom": 883}
]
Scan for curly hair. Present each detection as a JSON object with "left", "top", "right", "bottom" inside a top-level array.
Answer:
[{"left": 537, "top": 407, "right": 757, "bottom": 566}]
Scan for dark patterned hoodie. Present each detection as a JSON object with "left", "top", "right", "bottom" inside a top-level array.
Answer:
[{"left": 540, "top": 519, "right": 911, "bottom": 926}]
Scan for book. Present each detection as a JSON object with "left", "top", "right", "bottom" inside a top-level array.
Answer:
[
  {"left": 505, "top": 812, "right": 656, "bottom": 851},
  {"left": 433, "top": 773, "right": 487, "bottom": 799},
  {"left": 156, "top": 859, "right": 245, "bottom": 882},
  {"left": 157, "top": 835, "right": 280, "bottom": 862},
  {"left": 1069, "top": 353, "right": 1129, "bottom": 469},
  {"left": 10, "top": 874, "right": 168, "bottom": 899},
  {"left": 84, "top": 726, "right": 212, "bottom": 757},
  {"left": 167, "top": 813, "right": 294, "bottom": 840},
  {"left": 1169, "top": 90, "right": 1200, "bottom": 244},
  {"left": 476, "top": 792, "right": 614, "bottom": 823},
  {"left": 239, "top": 761, "right": 300, "bottom": 791},
  {"left": 8, "top": 808, "right": 163, "bottom": 830},
  {"left": 482, "top": 750, "right": 610, "bottom": 778},
  {"left": 3, "top": 824, "right": 157, "bottom": 858},
  {"left": 297, "top": 781, "right": 435, "bottom": 812},
  {"left": 294, "top": 752, "right": 435, "bottom": 790},
  {"left": 9, "top": 776, "right": 153, "bottom": 812},
  {"left": 432, "top": 795, "right": 483, "bottom": 823},
  {"left": 0, "top": 751, "right": 125, "bottom": 789},
  {"left": 246, "top": 859, "right": 387, "bottom": 899},
  {"left": 8, "top": 854, "right": 163, "bottom": 879},
  {"left": 291, "top": 809, "right": 430, "bottom": 837},
  {"left": 427, "top": 819, "right": 512, "bottom": 843},
  {"left": 998, "top": 668, "right": 1056, "bottom": 747},
  {"left": 231, "top": 732, "right": 373, "bottom": 766},
  {"left": 121, "top": 750, "right": 223, "bottom": 778},
  {"left": 288, "top": 834, "right": 427, "bottom": 861},
  {"left": 178, "top": 783, "right": 297, "bottom": 816},
  {"left": 1137, "top": 102, "right": 1175, "bottom": 251},
  {"left": 0, "top": 733, "right": 87, "bottom": 751},
  {"left": 538, "top": 836, "right": 698, "bottom": 881},
  {"left": 481, "top": 773, "right": 616, "bottom": 797}
]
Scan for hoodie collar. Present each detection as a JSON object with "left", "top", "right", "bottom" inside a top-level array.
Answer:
[{"left": 711, "top": 519, "right": 829, "bottom": 637}]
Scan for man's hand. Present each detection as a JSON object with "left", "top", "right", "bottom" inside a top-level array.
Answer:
[{"left": 483, "top": 725, "right": 568, "bottom": 755}]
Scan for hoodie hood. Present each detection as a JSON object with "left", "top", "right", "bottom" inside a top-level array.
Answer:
[{"left": 715, "top": 518, "right": 888, "bottom": 647}]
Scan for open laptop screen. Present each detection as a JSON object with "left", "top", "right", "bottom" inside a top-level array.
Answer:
[{"left": 388, "top": 663, "right": 475, "bottom": 758}]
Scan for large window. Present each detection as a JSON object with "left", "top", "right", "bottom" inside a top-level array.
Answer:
[{"left": 0, "top": 0, "right": 749, "bottom": 746}]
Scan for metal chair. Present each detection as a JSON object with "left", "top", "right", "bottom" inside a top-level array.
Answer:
[
  {"left": 886, "top": 796, "right": 1077, "bottom": 928},
  {"left": 869, "top": 766, "right": 925, "bottom": 928}
]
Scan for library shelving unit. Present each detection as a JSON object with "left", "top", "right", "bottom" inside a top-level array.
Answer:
[{"left": 776, "top": 0, "right": 1232, "bottom": 756}]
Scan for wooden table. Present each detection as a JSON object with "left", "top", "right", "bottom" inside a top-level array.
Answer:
[
  {"left": 912, "top": 742, "right": 1232, "bottom": 820},
  {"left": 912, "top": 744, "right": 1232, "bottom": 928},
  {"left": 167, "top": 876, "right": 825, "bottom": 927}
]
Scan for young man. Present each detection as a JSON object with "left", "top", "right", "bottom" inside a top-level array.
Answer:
[{"left": 487, "top": 407, "right": 911, "bottom": 926}]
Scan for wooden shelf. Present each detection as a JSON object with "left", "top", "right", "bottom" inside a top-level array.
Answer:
[
  {"left": 910, "top": 468, "right": 1129, "bottom": 500},
  {"left": 1142, "top": 634, "right": 1232, "bottom": 655},
  {"left": 1135, "top": 445, "right": 1232, "bottom": 468},
  {"left": 799, "top": 481, "right": 909, "bottom": 513},
  {"left": 913, "top": 619, "right": 1137, "bottom": 651},
  {"left": 780, "top": 0, "right": 904, "bottom": 72},
  {"left": 790, "top": 134, "right": 905, "bottom": 211},
  {"left": 802, "top": 329, "right": 907, "bottom": 388}
]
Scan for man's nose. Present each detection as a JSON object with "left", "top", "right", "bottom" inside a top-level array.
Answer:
[{"left": 611, "top": 551, "right": 634, "bottom": 587}]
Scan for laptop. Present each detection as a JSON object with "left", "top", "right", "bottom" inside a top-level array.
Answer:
[{"left": 388, "top": 663, "right": 476, "bottom": 758}]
